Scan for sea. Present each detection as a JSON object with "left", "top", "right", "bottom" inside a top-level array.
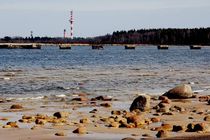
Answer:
[{"left": 0, "top": 45, "right": 210, "bottom": 98}]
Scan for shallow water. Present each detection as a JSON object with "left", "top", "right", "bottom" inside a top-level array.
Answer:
[{"left": 0, "top": 45, "right": 210, "bottom": 98}]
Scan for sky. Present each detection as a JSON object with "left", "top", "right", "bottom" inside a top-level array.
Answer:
[{"left": 0, "top": 0, "right": 210, "bottom": 38}]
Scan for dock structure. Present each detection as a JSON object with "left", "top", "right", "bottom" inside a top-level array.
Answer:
[
  {"left": 59, "top": 44, "right": 71, "bottom": 49},
  {"left": 125, "top": 45, "right": 136, "bottom": 50},
  {"left": 190, "top": 45, "right": 201, "bottom": 50},
  {"left": 157, "top": 45, "right": 169, "bottom": 50},
  {"left": 0, "top": 44, "right": 9, "bottom": 49},
  {"left": 0, "top": 43, "right": 41, "bottom": 49},
  {"left": 92, "top": 44, "right": 104, "bottom": 50}
]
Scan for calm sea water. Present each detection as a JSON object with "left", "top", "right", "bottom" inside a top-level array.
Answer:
[{"left": 0, "top": 45, "right": 210, "bottom": 98}]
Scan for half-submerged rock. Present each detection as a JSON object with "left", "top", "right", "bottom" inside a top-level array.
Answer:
[
  {"left": 10, "top": 104, "right": 23, "bottom": 109},
  {"left": 163, "top": 84, "right": 193, "bottom": 99},
  {"left": 130, "top": 94, "right": 150, "bottom": 112}
]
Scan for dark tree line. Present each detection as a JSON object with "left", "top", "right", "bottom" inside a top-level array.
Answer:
[
  {"left": 98, "top": 28, "right": 210, "bottom": 45},
  {"left": 1, "top": 28, "right": 210, "bottom": 45},
  {"left": 0, "top": 36, "right": 94, "bottom": 44}
]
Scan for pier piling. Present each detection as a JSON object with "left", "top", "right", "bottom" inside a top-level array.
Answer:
[
  {"left": 92, "top": 45, "right": 104, "bottom": 50},
  {"left": 190, "top": 45, "right": 201, "bottom": 49},
  {"left": 125, "top": 45, "right": 136, "bottom": 50},
  {"left": 157, "top": 45, "right": 169, "bottom": 50}
]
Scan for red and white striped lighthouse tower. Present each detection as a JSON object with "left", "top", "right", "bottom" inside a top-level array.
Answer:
[{"left": 69, "top": 10, "right": 74, "bottom": 39}]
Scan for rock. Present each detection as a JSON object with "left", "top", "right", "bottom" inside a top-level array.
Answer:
[
  {"left": 109, "top": 122, "right": 120, "bottom": 128},
  {"left": 163, "top": 84, "right": 193, "bottom": 99},
  {"left": 115, "top": 116, "right": 127, "bottom": 124},
  {"left": 72, "top": 97, "right": 88, "bottom": 102},
  {"left": 121, "top": 137, "right": 136, "bottom": 140},
  {"left": 127, "top": 115, "right": 145, "bottom": 127},
  {"left": 153, "top": 113, "right": 160, "bottom": 116},
  {"left": 142, "top": 133, "right": 152, "bottom": 137},
  {"left": 100, "top": 103, "right": 111, "bottom": 108},
  {"left": 19, "top": 119, "right": 28, "bottom": 123},
  {"left": 10, "top": 104, "right": 23, "bottom": 109},
  {"left": 108, "top": 117, "right": 115, "bottom": 123},
  {"left": 89, "top": 109, "right": 98, "bottom": 113},
  {"left": 111, "top": 110, "right": 121, "bottom": 115},
  {"left": 80, "top": 117, "right": 91, "bottom": 124},
  {"left": 151, "top": 117, "right": 161, "bottom": 123},
  {"left": 130, "top": 94, "right": 150, "bottom": 112},
  {"left": 156, "top": 130, "right": 169, "bottom": 138},
  {"left": 131, "top": 134, "right": 139, "bottom": 136},
  {"left": 78, "top": 93, "right": 87, "bottom": 97},
  {"left": 204, "top": 116, "right": 210, "bottom": 121},
  {"left": 171, "top": 106, "right": 185, "bottom": 112},
  {"left": 161, "top": 98, "right": 171, "bottom": 104},
  {"left": 144, "top": 118, "right": 152, "bottom": 125},
  {"left": 186, "top": 123, "right": 195, "bottom": 132},
  {"left": 73, "top": 126, "right": 87, "bottom": 134},
  {"left": 125, "top": 123, "right": 136, "bottom": 128},
  {"left": 196, "top": 108, "right": 205, "bottom": 114},
  {"left": 35, "top": 114, "right": 48, "bottom": 119},
  {"left": 0, "top": 98, "right": 6, "bottom": 103},
  {"left": 186, "top": 123, "right": 210, "bottom": 132},
  {"left": 2, "top": 125, "right": 11, "bottom": 128},
  {"left": 35, "top": 119, "right": 47, "bottom": 125},
  {"left": 31, "top": 125, "right": 38, "bottom": 130},
  {"left": 158, "top": 96, "right": 168, "bottom": 101},
  {"left": 0, "top": 117, "right": 8, "bottom": 121},
  {"left": 6, "top": 122, "right": 19, "bottom": 128},
  {"left": 156, "top": 103, "right": 171, "bottom": 113},
  {"left": 50, "top": 118, "right": 67, "bottom": 124},
  {"left": 91, "top": 96, "right": 112, "bottom": 101},
  {"left": 22, "top": 115, "right": 36, "bottom": 120},
  {"left": 188, "top": 117, "right": 194, "bottom": 119},
  {"left": 53, "top": 112, "right": 69, "bottom": 119},
  {"left": 161, "top": 123, "right": 173, "bottom": 131},
  {"left": 124, "top": 111, "right": 135, "bottom": 118},
  {"left": 162, "top": 112, "right": 174, "bottom": 115},
  {"left": 194, "top": 123, "right": 210, "bottom": 132},
  {"left": 199, "top": 96, "right": 210, "bottom": 102},
  {"left": 55, "top": 132, "right": 65, "bottom": 136},
  {"left": 173, "top": 125, "right": 185, "bottom": 132}
]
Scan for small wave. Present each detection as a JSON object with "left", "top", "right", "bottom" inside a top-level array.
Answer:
[
  {"left": 0, "top": 69, "right": 23, "bottom": 73},
  {"left": 193, "top": 89, "right": 205, "bottom": 93},
  {"left": 6, "top": 96, "right": 44, "bottom": 101},
  {"left": 55, "top": 94, "right": 66, "bottom": 98},
  {"left": 3, "top": 77, "right": 11, "bottom": 80},
  {"left": 23, "top": 85, "right": 69, "bottom": 92}
]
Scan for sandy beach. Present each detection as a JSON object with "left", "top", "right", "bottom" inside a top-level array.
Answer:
[{"left": 1, "top": 86, "right": 210, "bottom": 140}]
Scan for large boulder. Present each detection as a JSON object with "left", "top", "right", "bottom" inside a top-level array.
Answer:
[
  {"left": 53, "top": 112, "right": 70, "bottom": 119},
  {"left": 130, "top": 94, "right": 150, "bottom": 112},
  {"left": 163, "top": 84, "right": 193, "bottom": 99}
]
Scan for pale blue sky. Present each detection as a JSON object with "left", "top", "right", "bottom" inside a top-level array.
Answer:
[{"left": 0, "top": 0, "right": 210, "bottom": 38}]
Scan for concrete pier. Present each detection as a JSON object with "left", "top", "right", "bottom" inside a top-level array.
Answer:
[
  {"left": 0, "top": 43, "right": 41, "bottom": 49},
  {"left": 125, "top": 45, "right": 136, "bottom": 50},
  {"left": 59, "top": 44, "right": 71, "bottom": 49},
  {"left": 157, "top": 45, "right": 169, "bottom": 50},
  {"left": 190, "top": 45, "right": 201, "bottom": 49},
  {"left": 92, "top": 44, "right": 103, "bottom": 50},
  {"left": 0, "top": 44, "right": 9, "bottom": 49}
]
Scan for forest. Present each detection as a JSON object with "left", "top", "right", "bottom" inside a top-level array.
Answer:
[{"left": 1, "top": 28, "right": 210, "bottom": 45}]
